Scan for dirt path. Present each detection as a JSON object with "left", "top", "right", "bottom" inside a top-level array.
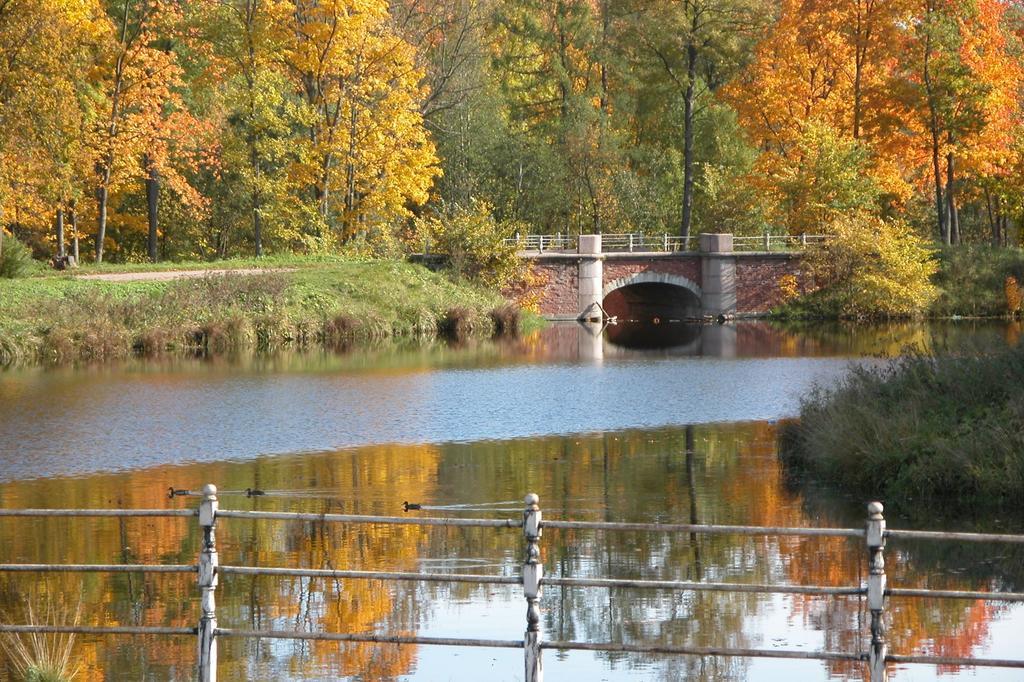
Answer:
[{"left": 77, "top": 267, "right": 294, "bottom": 282}]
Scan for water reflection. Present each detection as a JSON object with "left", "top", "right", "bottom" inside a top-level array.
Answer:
[
  {"left": 1, "top": 424, "right": 1022, "bottom": 681},
  {"left": 1, "top": 320, "right": 1022, "bottom": 680}
]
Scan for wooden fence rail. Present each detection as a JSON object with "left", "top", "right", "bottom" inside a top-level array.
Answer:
[{"left": 1, "top": 486, "right": 1023, "bottom": 681}]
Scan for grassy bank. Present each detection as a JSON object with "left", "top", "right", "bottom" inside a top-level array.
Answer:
[
  {"left": 0, "top": 258, "right": 522, "bottom": 367},
  {"left": 781, "top": 343, "right": 1024, "bottom": 511}
]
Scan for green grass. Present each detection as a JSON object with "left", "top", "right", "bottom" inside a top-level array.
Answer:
[
  {"left": 781, "top": 342, "right": 1024, "bottom": 513},
  {"left": 60, "top": 252, "right": 351, "bottom": 275},
  {"left": 0, "top": 258, "right": 515, "bottom": 367}
]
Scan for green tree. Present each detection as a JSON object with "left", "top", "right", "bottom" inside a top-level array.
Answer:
[
  {"left": 772, "top": 122, "right": 882, "bottom": 234},
  {"left": 629, "top": 0, "right": 772, "bottom": 241}
]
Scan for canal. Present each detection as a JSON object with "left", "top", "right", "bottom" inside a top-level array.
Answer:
[{"left": 0, "top": 320, "right": 1021, "bottom": 681}]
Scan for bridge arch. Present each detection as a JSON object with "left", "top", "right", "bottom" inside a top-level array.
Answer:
[
  {"left": 602, "top": 272, "right": 702, "bottom": 301},
  {"left": 602, "top": 272, "right": 703, "bottom": 322}
]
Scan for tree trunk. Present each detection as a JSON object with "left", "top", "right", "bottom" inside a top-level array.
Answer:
[
  {"left": 253, "top": 193, "right": 263, "bottom": 257},
  {"left": 0, "top": 206, "right": 4, "bottom": 260},
  {"left": 55, "top": 207, "right": 65, "bottom": 259},
  {"left": 250, "top": 140, "right": 263, "bottom": 257},
  {"left": 923, "top": 7, "right": 948, "bottom": 244},
  {"left": 96, "top": 178, "right": 109, "bottom": 262},
  {"left": 145, "top": 154, "right": 159, "bottom": 262},
  {"left": 70, "top": 200, "right": 79, "bottom": 263},
  {"left": 946, "top": 151, "right": 959, "bottom": 245},
  {"left": 986, "top": 190, "right": 999, "bottom": 246},
  {"left": 680, "top": 37, "right": 698, "bottom": 241}
]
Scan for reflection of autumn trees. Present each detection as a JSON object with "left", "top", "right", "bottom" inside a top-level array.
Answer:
[
  {"left": 0, "top": 422, "right": 1015, "bottom": 680},
  {"left": 723, "top": 423, "right": 1003, "bottom": 680},
  {"left": 1, "top": 444, "right": 444, "bottom": 680}
]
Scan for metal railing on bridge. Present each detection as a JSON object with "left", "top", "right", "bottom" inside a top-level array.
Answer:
[
  {"left": 503, "top": 232, "right": 830, "bottom": 253},
  {"left": 2, "top": 488, "right": 1023, "bottom": 681}
]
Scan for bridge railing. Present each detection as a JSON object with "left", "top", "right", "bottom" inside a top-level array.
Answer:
[
  {"left": 2, "top": 490, "right": 1023, "bottom": 681},
  {"left": 504, "top": 232, "right": 830, "bottom": 253},
  {"left": 732, "top": 233, "right": 830, "bottom": 251}
]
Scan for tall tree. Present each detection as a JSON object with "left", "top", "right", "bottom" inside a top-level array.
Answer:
[
  {"left": 91, "top": 0, "right": 197, "bottom": 262},
  {"left": 286, "top": 0, "right": 439, "bottom": 240},
  {"left": 633, "top": 0, "right": 771, "bottom": 241},
  {"left": 204, "top": 0, "right": 294, "bottom": 256}
]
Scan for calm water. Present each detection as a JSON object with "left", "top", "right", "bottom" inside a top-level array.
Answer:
[{"left": 0, "top": 321, "right": 1021, "bottom": 681}]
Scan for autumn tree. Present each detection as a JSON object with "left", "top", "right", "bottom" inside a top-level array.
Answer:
[
  {"left": 90, "top": 0, "right": 206, "bottom": 262},
  {"left": 285, "top": 0, "right": 439, "bottom": 242},
  {"left": 203, "top": 0, "right": 300, "bottom": 256},
  {"left": 0, "top": 0, "right": 106, "bottom": 256}
]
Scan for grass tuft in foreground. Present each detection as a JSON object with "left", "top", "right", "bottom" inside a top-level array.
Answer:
[
  {"left": 781, "top": 342, "right": 1024, "bottom": 511},
  {"left": 0, "top": 601, "right": 82, "bottom": 682}
]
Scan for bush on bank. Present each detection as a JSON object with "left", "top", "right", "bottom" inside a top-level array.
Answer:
[
  {"left": 0, "top": 259, "right": 516, "bottom": 367},
  {"left": 779, "top": 239, "right": 1024, "bottom": 320},
  {"left": 776, "top": 214, "right": 939, "bottom": 319},
  {"left": 931, "top": 246, "right": 1024, "bottom": 317},
  {"left": 0, "top": 235, "right": 39, "bottom": 279},
  {"left": 781, "top": 343, "right": 1024, "bottom": 510}
]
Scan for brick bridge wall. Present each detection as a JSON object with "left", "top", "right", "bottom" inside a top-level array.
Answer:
[{"left": 526, "top": 252, "right": 808, "bottom": 319}]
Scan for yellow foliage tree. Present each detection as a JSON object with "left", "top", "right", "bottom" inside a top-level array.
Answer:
[
  {"left": 0, "top": 0, "right": 106, "bottom": 247},
  {"left": 808, "top": 213, "right": 939, "bottom": 317},
  {"left": 285, "top": 0, "right": 439, "bottom": 242}
]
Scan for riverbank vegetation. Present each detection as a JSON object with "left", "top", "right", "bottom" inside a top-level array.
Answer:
[
  {"left": 0, "top": 260, "right": 516, "bottom": 367},
  {"left": 931, "top": 246, "right": 1024, "bottom": 317},
  {"left": 781, "top": 343, "right": 1024, "bottom": 511},
  {"left": 778, "top": 242, "right": 1024, "bottom": 320}
]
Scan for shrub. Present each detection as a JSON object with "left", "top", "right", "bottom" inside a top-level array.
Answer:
[
  {"left": 1006, "top": 276, "right": 1022, "bottom": 316},
  {"left": 414, "top": 201, "right": 525, "bottom": 289},
  {"left": 802, "top": 213, "right": 939, "bottom": 318},
  {"left": 489, "top": 304, "right": 521, "bottom": 337},
  {"left": 0, "top": 235, "right": 37, "bottom": 278},
  {"left": 439, "top": 306, "right": 481, "bottom": 340}
]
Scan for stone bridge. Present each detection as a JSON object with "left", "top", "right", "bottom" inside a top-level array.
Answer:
[{"left": 525, "top": 234, "right": 808, "bottom": 321}]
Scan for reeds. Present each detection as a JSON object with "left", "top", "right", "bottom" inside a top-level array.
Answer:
[{"left": 0, "top": 600, "right": 82, "bottom": 682}]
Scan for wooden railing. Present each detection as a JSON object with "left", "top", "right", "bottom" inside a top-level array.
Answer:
[{"left": 2, "top": 488, "right": 1023, "bottom": 681}]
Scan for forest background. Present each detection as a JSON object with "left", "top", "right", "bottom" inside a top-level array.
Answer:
[{"left": 1, "top": 0, "right": 1023, "bottom": 266}]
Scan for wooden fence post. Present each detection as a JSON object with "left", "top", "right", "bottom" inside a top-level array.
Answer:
[
  {"left": 523, "top": 493, "right": 543, "bottom": 682},
  {"left": 867, "top": 501, "right": 887, "bottom": 682},
  {"left": 197, "top": 484, "right": 219, "bottom": 682}
]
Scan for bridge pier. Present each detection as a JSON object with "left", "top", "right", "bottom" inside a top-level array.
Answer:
[
  {"left": 577, "top": 235, "right": 603, "bottom": 322},
  {"left": 699, "top": 234, "right": 736, "bottom": 317}
]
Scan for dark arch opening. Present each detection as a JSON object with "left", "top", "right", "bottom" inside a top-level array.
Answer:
[{"left": 602, "top": 282, "right": 701, "bottom": 323}]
